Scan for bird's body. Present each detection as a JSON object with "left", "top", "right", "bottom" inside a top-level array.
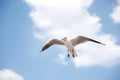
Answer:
[
  {"left": 63, "top": 39, "right": 77, "bottom": 57},
  {"left": 64, "top": 40, "right": 74, "bottom": 50},
  {"left": 40, "top": 35, "right": 105, "bottom": 58}
]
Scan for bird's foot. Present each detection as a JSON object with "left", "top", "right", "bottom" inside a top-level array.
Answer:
[
  {"left": 67, "top": 54, "right": 70, "bottom": 58},
  {"left": 72, "top": 54, "right": 75, "bottom": 58}
]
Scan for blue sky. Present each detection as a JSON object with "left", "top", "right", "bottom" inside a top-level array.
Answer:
[{"left": 0, "top": 0, "right": 120, "bottom": 80}]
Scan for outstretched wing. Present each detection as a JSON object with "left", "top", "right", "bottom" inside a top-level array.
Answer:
[
  {"left": 71, "top": 35, "right": 105, "bottom": 46},
  {"left": 40, "top": 39, "right": 64, "bottom": 52}
]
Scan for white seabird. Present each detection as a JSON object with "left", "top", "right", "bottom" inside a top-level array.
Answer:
[{"left": 40, "top": 35, "right": 105, "bottom": 58}]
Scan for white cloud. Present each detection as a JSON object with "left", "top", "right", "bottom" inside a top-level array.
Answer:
[
  {"left": 73, "top": 39, "right": 120, "bottom": 68},
  {"left": 54, "top": 53, "right": 68, "bottom": 65},
  {"left": 0, "top": 69, "right": 24, "bottom": 80},
  {"left": 25, "top": 0, "right": 98, "bottom": 40},
  {"left": 25, "top": 0, "right": 120, "bottom": 68},
  {"left": 110, "top": 0, "right": 120, "bottom": 23}
]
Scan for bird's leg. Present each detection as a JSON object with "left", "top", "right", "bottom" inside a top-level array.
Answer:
[
  {"left": 67, "top": 49, "right": 70, "bottom": 58},
  {"left": 71, "top": 49, "right": 74, "bottom": 57},
  {"left": 72, "top": 49, "right": 77, "bottom": 58}
]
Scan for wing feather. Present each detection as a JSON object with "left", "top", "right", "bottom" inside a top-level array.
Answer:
[
  {"left": 71, "top": 35, "right": 105, "bottom": 46},
  {"left": 40, "top": 39, "right": 64, "bottom": 52}
]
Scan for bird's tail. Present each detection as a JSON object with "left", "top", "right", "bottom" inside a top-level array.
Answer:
[{"left": 88, "top": 39, "right": 105, "bottom": 45}]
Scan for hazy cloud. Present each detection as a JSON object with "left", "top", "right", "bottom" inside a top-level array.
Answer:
[
  {"left": 54, "top": 53, "right": 68, "bottom": 65},
  {"left": 0, "top": 69, "right": 24, "bottom": 80},
  {"left": 110, "top": 0, "right": 120, "bottom": 23}
]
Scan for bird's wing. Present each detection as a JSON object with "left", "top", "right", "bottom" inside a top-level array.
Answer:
[
  {"left": 40, "top": 39, "right": 64, "bottom": 52},
  {"left": 71, "top": 35, "right": 105, "bottom": 46}
]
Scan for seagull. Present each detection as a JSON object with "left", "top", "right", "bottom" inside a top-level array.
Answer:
[{"left": 40, "top": 35, "right": 105, "bottom": 58}]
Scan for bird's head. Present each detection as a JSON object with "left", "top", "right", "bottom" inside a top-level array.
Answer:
[{"left": 62, "top": 37, "right": 67, "bottom": 41}]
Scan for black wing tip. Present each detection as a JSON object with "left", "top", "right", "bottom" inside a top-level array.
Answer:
[
  {"left": 88, "top": 39, "right": 106, "bottom": 46},
  {"left": 40, "top": 50, "right": 43, "bottom": 52},
  {"left": 101, "top": 43, "right": 106, "bottom": 46},
  {"left": 98, "top": 42, "right": 105, "bottom": 45},
  {"left": 97, "top": 42, "right": 106, "bottom": 46}
]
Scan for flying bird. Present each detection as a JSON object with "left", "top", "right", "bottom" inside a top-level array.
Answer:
[{"left": 40, "top": 35, "right": 105, "bottom": 58}]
